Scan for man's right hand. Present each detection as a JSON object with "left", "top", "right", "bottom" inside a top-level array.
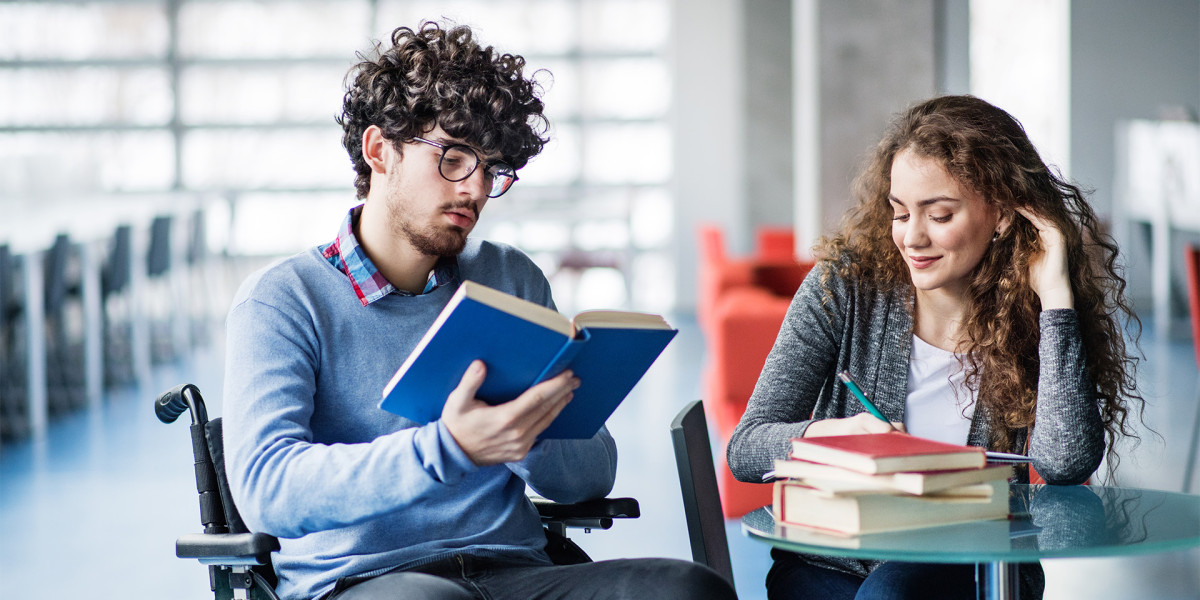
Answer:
[{"left": 441, "top": 360, "right": 579, "bottom": 466}]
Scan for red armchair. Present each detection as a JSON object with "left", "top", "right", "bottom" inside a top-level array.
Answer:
[{"left": 697, "top": 224, "right": 814, "bottom": 517}]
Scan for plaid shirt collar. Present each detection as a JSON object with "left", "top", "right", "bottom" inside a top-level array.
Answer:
[{"left": 320, "top": 204, "right": 458, "bottom": 306}]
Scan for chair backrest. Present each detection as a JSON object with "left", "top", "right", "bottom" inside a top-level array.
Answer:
[
  {"left": 102, "top": 224, "right": 132, "bottom": 298},
  {"left": 43, "top": 233, "right": 75, "bottom": 316},
  {"left": 147, "top": 214, "right": 172, "bottom": 278},
  {"left": 753, "top": 226, "right": 795, "bottom": 261},
  {"left": 0, "top": 244, "right": 14, "bottom": 323},
  {"left": 669, "top": 400, "right": 735, "bottom": 587},
  {"left": 1186, "top": 244, "right": 1200, "bottom": 369},
  {"left": 205, "top": 417, "right": 252, "bottom": 535},
  {"left": 698, "top": 223, "right": 728, "bottom": 266}
]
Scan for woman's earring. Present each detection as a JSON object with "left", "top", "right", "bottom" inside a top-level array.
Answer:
[{"left": 992, "top": 230, "right": 1000, "bottom": 242}]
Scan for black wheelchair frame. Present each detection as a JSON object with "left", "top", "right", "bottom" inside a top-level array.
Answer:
[{"left": 156, "top": 383, "right": 639, "bottom": 600}]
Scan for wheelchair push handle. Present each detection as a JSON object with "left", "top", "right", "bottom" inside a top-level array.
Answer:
[
  {"left": 156, "top": 383, "right": 208, "bottom": 425},
  {"left": 156, "top": 383, "right": 229, "bottom": 534}
]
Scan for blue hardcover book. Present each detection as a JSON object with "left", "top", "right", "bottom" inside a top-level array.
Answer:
[{"left": 380, "top": 280, "right": 678, "bottom": 438}]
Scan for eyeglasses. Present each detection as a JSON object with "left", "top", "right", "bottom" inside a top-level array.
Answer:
[{"left": 411, "top": 136, "right": 518, "bottom": 198}]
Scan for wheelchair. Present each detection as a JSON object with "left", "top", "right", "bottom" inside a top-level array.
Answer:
[{"left": 156, "top": 383, "right": 640, "bottom": 600}]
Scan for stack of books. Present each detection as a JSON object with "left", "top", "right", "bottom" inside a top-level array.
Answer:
[{"left": 771, "top": 431, "right": 1013, "bottom": 535}]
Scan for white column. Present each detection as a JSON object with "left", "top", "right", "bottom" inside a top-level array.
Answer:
[
  {"left": 791, "top": 0, "right": 938, "bottom": 258},
  {"left": 670, "top": 0, "right": 746, "bottom": 313},
  {"left": 22, "top": 250, "right": 46, "bottom": 438},
  {"left": 81, "top": 240, "right": 104, "bottom": 408}
]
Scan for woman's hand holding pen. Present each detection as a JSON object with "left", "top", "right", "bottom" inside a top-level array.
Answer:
[
  {"left": 803, "top": 412, "right": 906, "bottom": 438},
  {"left": 1015, "top": 207, "right": 1073, "bottom": 310},
  {"left": 804, "top": 370, "right": 907, "bottom": 437}
]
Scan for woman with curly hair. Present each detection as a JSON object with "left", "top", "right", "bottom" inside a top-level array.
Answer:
[{"left": 727, "top": 95, "right": 1143, "bottom": 600}]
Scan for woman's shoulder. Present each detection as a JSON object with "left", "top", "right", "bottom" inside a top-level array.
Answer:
[{"left": 806, "top": 253, "right": 892, "bottom": 298}]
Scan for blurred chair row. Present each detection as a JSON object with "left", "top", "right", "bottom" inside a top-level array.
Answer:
[
  {"left": 696, "top": 223, "right": 814, "bottom": 518},
  {"left": 0, "top": 208, "right": 216, "bottom": 444}
]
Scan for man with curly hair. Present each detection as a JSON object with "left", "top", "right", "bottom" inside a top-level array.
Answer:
[{"left": 221, "top": 20, "right": 736, "bottom": 600}]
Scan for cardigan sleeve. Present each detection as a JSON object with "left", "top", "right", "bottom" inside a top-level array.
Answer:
[{"left": 1026, "top": 309, "right": 1105, "bottom": 484}]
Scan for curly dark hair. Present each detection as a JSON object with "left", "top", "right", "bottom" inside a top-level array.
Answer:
[
  {"left": 815, "top": 95, "right": 1144, "bottom": 475},
  {"left": 338, "top": 21, "right": 550, "bottom": 198}
]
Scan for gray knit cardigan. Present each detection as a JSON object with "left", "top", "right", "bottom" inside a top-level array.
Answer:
[{"left": 726, "top": 259, "right": 1106, "bottom": 597}]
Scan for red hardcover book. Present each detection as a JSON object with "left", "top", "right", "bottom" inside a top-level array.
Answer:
[{"left": 789, "top": 431, "right": 987, "bottom": 475}]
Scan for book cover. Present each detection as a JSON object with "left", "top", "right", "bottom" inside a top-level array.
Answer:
[
  {"left": 772, "top": 479, "right": 1009, "bottom": 535},
  {"left": 380, "top": 281, "right": 678, "bottom": 438},
  {"left": 789, "top": 431, "right": 987, "bottom": 475},
  {"left": 772, "top": 458, "right": 1013, "bottom": 495}
]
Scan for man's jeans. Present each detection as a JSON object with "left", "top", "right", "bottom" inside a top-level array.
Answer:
[{"left": 325, "top": 553, "right": 737, "bottom": 600}]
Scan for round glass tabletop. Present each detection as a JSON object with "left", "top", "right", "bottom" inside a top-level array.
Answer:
[{"left": 742, "top": 484, "right": 1200, "bottom": 563}]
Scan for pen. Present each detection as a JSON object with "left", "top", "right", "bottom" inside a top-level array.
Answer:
[{"left": 836, "top": 370, "right": 898, "bottom": 431}]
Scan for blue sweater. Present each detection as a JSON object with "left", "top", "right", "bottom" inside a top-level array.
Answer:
[{"left": 222, "top": 239, "right": 619, "bottom": 600}]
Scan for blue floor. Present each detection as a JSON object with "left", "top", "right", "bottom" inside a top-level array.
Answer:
[{"left": 1, "top": 307, "right": 1198, "bottom": 599}]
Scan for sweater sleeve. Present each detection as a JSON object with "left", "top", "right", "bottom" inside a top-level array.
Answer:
[
  {"left": 507, "top": 427, "right": 618, "bottom": 503},
  {"left": 727, "top": 262, "right": 846, "bottom": 483},
  {"left": 1027, "top": 309, "right": 1105, "bottom": 484},
  {"left": 497, "top": 264, "right": 618, "bottom": 502},
  {"left": 223, "top": 296, "right": 480, "bottom": 539}
]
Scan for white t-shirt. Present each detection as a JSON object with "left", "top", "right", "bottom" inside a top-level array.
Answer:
[{"left": 905, "top": 334, "right": 975, "bottom": 445}]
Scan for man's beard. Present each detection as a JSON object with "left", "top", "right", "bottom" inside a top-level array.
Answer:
[
  {"left": 398, "top": 218, "right": 468, "bottom": 257},
  {"left": 387, "top": 190, "right": 475, "bottom": 257}
]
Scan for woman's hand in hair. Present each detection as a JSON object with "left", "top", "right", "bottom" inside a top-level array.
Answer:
[
  {"left": 1016, "top": 207, "right": 1074, "bottom": 310},
  {"left": 803, "top": 413, "right": 906, "bottom": 438}
]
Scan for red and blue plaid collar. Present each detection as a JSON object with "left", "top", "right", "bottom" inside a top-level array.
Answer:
[{"left": 320, "top": 205, "right": 457, "bottom": 306}]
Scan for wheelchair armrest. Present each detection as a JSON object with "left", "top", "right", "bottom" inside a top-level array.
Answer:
[
  {"left": 176, "top": 532, "right": 280, "bottom": 566},
  {"left": 531, "top": 497, "right": 640, "bottom": 531}
]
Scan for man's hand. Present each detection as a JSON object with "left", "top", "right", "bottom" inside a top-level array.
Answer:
[
  {"left": 441, "top": 360, "right": 579, "bottom": 466},
  {"left": 803, "top": 413, "right": 907, "bottom": 437}
]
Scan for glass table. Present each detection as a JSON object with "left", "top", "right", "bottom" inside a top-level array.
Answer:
[{"left": 742, "top": 484, "right": 1200, "bottom": 600}]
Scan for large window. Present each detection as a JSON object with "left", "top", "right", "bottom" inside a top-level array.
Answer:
[{"left": 0, "top": 0, "right": 673, "bottom": 312}]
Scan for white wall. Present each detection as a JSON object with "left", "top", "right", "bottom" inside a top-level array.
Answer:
[
  {"left": 670, "top": 0, "right": 1200, "bottom": 315},
  {"left": 793, "top": 0, "right": 939, "bottom": 256},
  {"left": 670, "top": 0, "right": 745, "bottom": 313},
  {"left": 1070, "top": 0, "right": 1200, "bottom": 312}
]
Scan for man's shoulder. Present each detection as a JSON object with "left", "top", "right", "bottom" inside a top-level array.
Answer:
[
  {"left": 459, "top": 237, "right": 531, "bottom": 263},
  {"left": 458, "top": 238, "right": 543, "bottom": 275},
  {"left": 457, "top": 238, "right": 552, "bottom": 303},
  {"left": 232, "top": 248, "right": 334, "bottom": 308}
]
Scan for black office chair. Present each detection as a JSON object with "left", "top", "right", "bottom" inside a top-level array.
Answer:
[
  {"left": 101, "top": 224, "right": 135, "bottom": 389},
  {"left": 145, "top": 214, "right": 179, "bottom": 364},
  {"left": 670, "top": 400, "right": 735, "bottom": 588},
  {"left": 43, "top": 233, "right": 86, "bottom": 417},
  {"left": 0, "top": 243, "right": 30, "bottom": 442},
  {"left": 156, "top": 383, "right": 640, "bottom": 600}
]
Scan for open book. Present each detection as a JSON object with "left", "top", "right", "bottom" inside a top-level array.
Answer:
[{"left": 380, "top": 281, "right": 677, "bottom": 438}]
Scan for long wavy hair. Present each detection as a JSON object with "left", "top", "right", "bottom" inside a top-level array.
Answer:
[
  {"left": 814, "top": 95, "right": 1143, "bottom": 473},
  {"left": 338, "top": 21, "right": 550, "bottom": 198}
]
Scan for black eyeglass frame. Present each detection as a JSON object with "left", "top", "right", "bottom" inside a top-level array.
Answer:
[{"left": 410, "top": 136, "right": 519, "bottom": 198}]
